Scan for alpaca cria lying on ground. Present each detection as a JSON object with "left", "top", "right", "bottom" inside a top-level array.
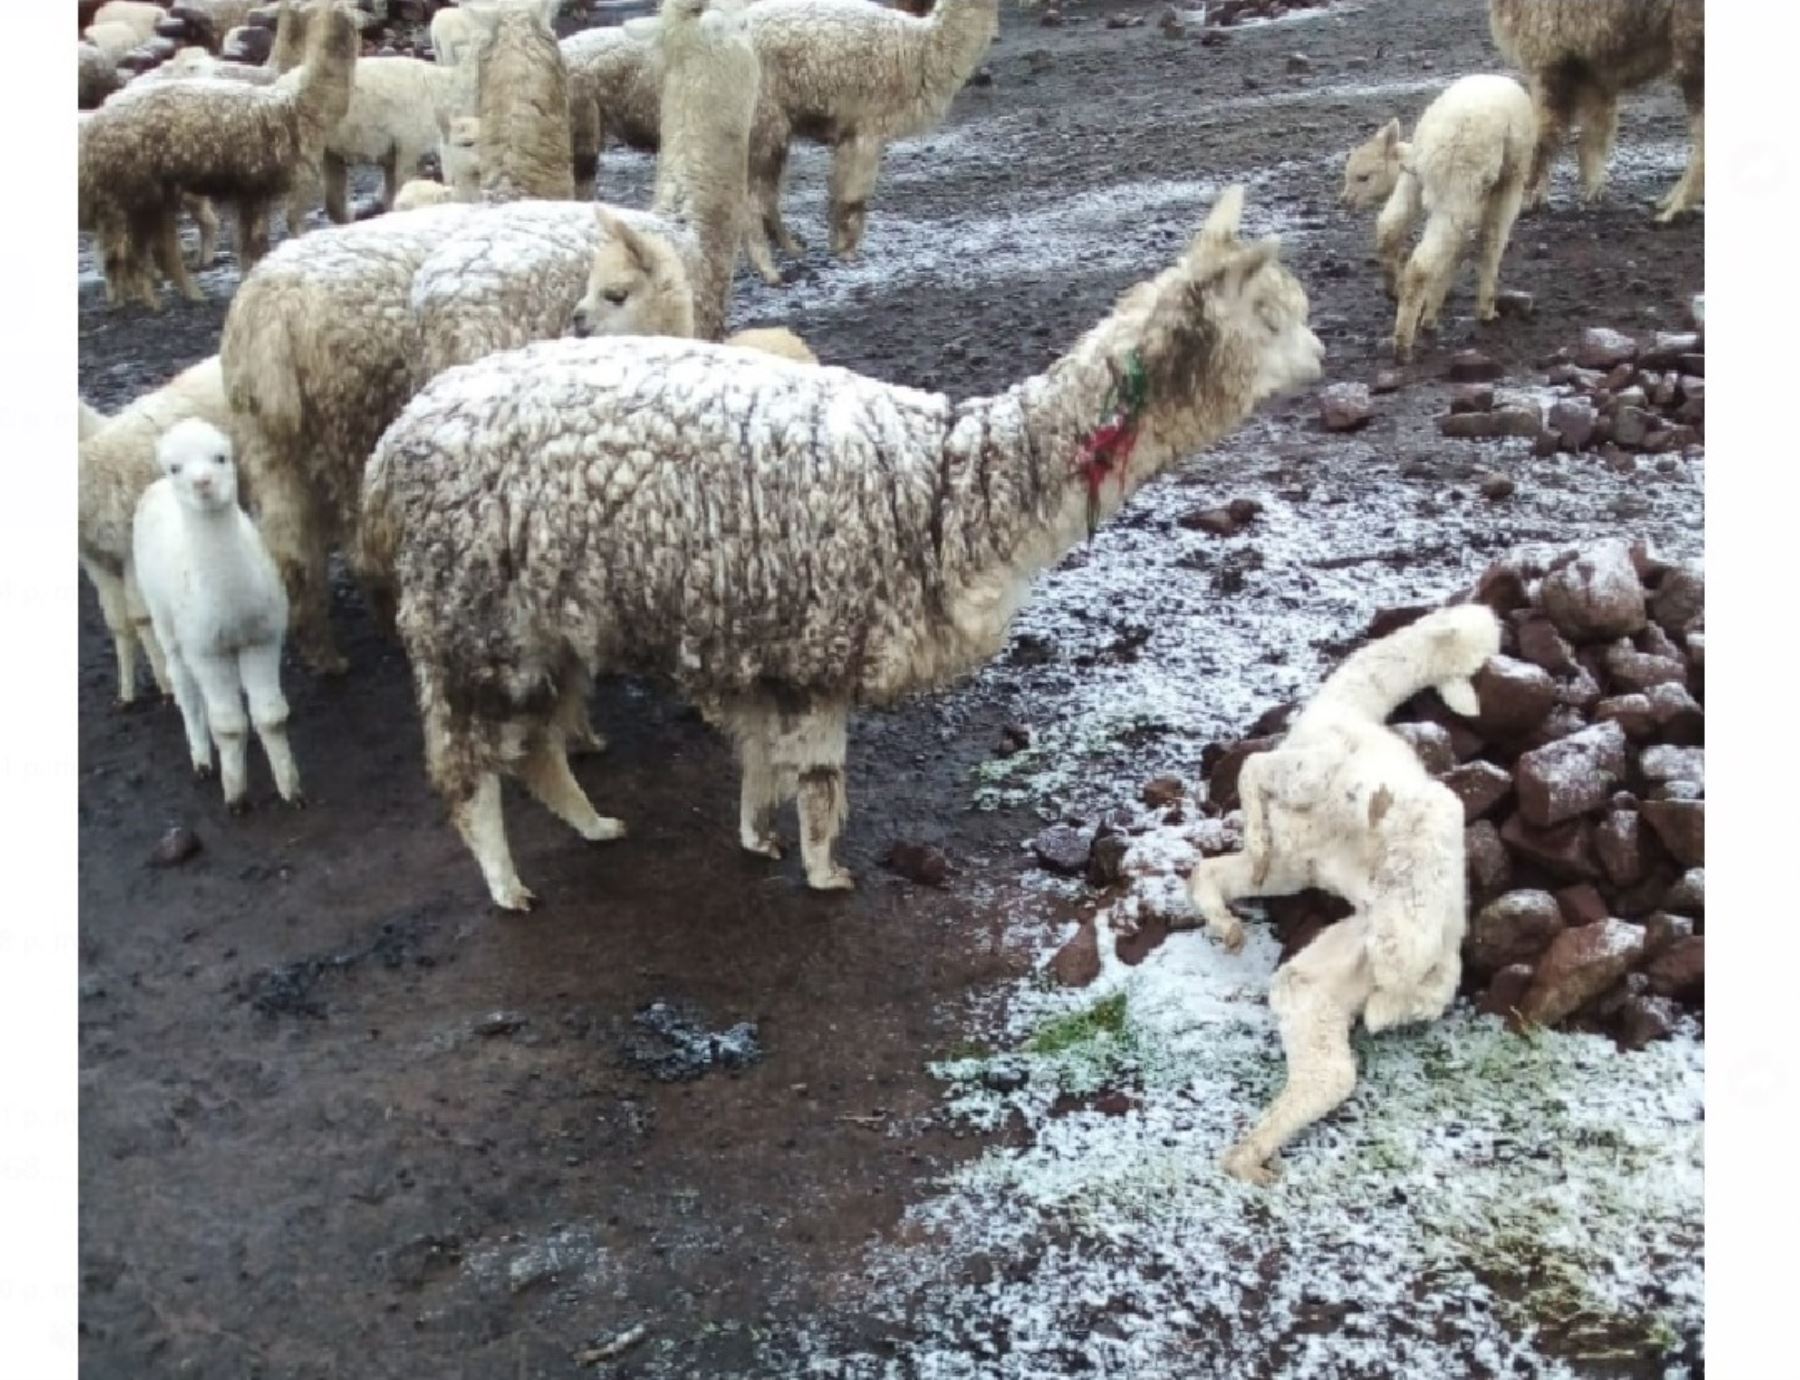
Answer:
[
  {"left": 78, "top": 0, "right": 358, "bottom": 308},
  {"left": 132, "top": 419, "right": 304, "bottom": 811},
  {"left": 1187, "top": 605, "right": 1502, "bottom": 1185},
  {"left": 745, "top": 0, "right": 998, "bottom": 263},
  {"left": 1489, "top": 0, "right": 1703, "bottom": 222},
  {"left": 1341, "top": 74, "right": 1535, "bottom": 362},
  {"left": 361, "top": 186, "right": 1323, "bottom": 910},
  {"left": 79, "top": 357, "right": 236, "bottom": 706}
]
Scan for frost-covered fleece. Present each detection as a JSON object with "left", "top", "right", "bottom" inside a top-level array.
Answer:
[
  {"left": 746, "top": 0, "right": 998, "bottom": 260},
  {"left": 1340, "top": 74, "right": 1536, "bottom": 361},
  {"left": 1188, "top": 605, "right": 1500, "bottom": 1185},
  {"left": 361, "top": 187, "right": 1325, "bottom": 910},
  {"left": 77, "top": 0, "right": 358, "bottom": 306},
  {"left": 79, "top": 357, "right": 235, "bottom": 706},
  {"left": 1489, "top": 0, "right": 1703, "bottom": 221},
  {"left": 466, "top": 0, "right": 574, "bottom": 203}
]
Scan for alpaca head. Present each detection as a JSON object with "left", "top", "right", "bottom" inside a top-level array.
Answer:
[
  {"left": 157, "top": 419, "right": 239, "bottom": 515},
  {"left": 570, "top": 208, "right": 697, "bottom": 339},
  {"left": 1341, "top": 118, "right": 1404, "bottom": 210},
  {"left": 1414, "top": 604, "right": 1503, "bottom": 717},
  {"left": 463, "top": 0, "right": 562, "bottom": 47},
  {"left": 438, "top": 116, "right": 482, "bottom": 199}
]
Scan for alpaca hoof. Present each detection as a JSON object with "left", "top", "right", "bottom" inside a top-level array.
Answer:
[
  {"left": 490, "top": 879, "right": 538, "bottom": 912},
  {"left": 1210, "top": 920, "right": 1247, "bottom": 955},
  {"left": 568, "top": 730, "right": 609, "bottom": 758},
  {"left": 192, "top": 759, "right": 214, "bottom": 780},
  {"left": 580, "top": 815, "right": 627, "bottom": 843},
  {"left": 1221, "top": 1148, "right": 1279, "bottom": 1186},
  {"left": 806, "top": 866, "right": 856, "bottom": 892},
  {"left": 284, "top": 790, "right": 308, "bottom": 810},
  {"left": 741, "top": 833, "right": 784, "bottom": 860},
  {"left": 226, "top": 796, "right": 250, "bottom": 817}
]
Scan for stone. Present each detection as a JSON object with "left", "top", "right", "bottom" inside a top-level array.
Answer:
[
  {"left": 1471, "top": 656, "right": 1558, "bottom": 738},
  {"left": 1555, "top": 667, "right": 1603, "bottom": 712},
  {"left": 1640, "top": 799, "right": 1703, "bottom": 866},
  {"left": 1032, "top": 825, "right": 1092, "bottom": 876},
  {"left": 1466, "top": 890, "right": 1566, "bottom": 975},
  {"left": 1589, "top": 970, "right": 1650, "bottom": 1023},
  {"left": 1514, "top": 721, "right": 1628, "bottom": 826},
  {"left": 1500, "top": 814, "right": 1599, "bottom": 883},
  {"left": 1087, "top": 831, "right": 1132, "bottom": 888},
  {"left": 1650, "top": 561, "right": 1704, "bottom": 635},
  {"left": 1614, "top": 865, "right": 1680, "bottom": 919},
  {"left": 1555, "top": 883, "right": 1610, "bottom": 928},
  {"left": 1371, "top": 369, "right": 1403, "bottom": 394},
  {"left": 1439, "top": 412, "right": 1497, "bottom": 440},
  {"left": 1446, "top": 349, "right": 1503, "bottom": 383},
  {"left": 1207, "top": 736, "right": 1278, "bottom": 811},
  {"left": 149, "top": 826, "right": 202, "bottom": 868},
  {"left": 1610, "top": 405, "right": 1657, "bottom": 449},
  {"left": 1393, "top": 722, "right": 1455, "bottom": 776},
  {"left": 1049, "top": 920, "right": 1101, "bottom": 988},
  {"left": 1650, "top": 780, "right": 1701, "bottom": 803},
  {"left": 1181, "top": 506, "right": 1240, "bottom": 537},
  {"left": 1141, "top": 776, "right": 1185, "bottom": 809},
  {"left": 1641, "top": 331, "right": 1700, "bottom": 368},
  {"left": 1480, "top": 473, "right": 1516, "bottom": 501},
  {"left": 1465, "top": 821, "right": 1512, "bottom": 901},
  {"left": 1366, "top": 604, "right": 1433, "bottom": 639},
  {"left": 1519, "top": 918, "right": 1648, "bottom": 1026},
  {"left": 1519, "top": 704, "right": 1590, "bottom": 752},
  {"left": 1639, "top": 744, "right": 1704, "bottom": 790},
  {"left": 1441, "top": 761, "right": 1513, "bottom": 821},
  {"left": 1616, "top": 994, "right": 1680, "bottom": 1049},
  {"left": 1643, "top": 934, "right": 1703, "bottom": 1002},
  {"left": 1477, "top": 963, "right": 1536, "bottom": 1024},
  {"left": 1661, "top": 867, "right": 1704, "bottom": 917},
  {"left": 1516, "top": 616, "right": 1578, "bottom": 675},
  {"left": 1594, "top": 810, "right": 1650, "bottom": 889},
  {"left": 1688, "top": 294, "right": 1705, "bottom": 333},
  {"left": 1473, "top": 557, "right": 1539, "bottom": 615},
  {"left": 1494, "top": 289, "right": 1535, "bottom": 318},
  {"left": 1641, "top": 911, "right": 1696, "bottom": 959},
  {"left": 1684, "top": 631, "right": 1705, "bottom": 673},
  {"left": 1594, "top": 693, "right": 1656, "bottom": 740},
  {"left": 1573, "top": 327, "right": 1639, "bottom": 370},
  {"left": 1449, "top": 383, "right": 1495, "bottom": 414},
  {"left": 882, "top": 841, "right": 949, "bottom": 887},
  {"left": 1540, "top": 541, "right": 1647, "bottom": 641},
  {"left": 1226, "top": 497, "right": 1264, "bottom": 526},
  {"left": 1604, "top": 644, "right": 1686, "bottom": 693}
]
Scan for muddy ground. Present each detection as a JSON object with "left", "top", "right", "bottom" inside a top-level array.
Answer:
[{"left": 78, "top": 2, "right": 1703, "bottom": 1376}]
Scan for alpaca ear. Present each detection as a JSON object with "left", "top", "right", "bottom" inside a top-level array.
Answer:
[
  {"left": 1380, "top": 118, "right": 1402, "bottom": 151},
  {"left": 1199, "top": 184, "right": 1246, "bottom": 245},
  {"left": 540, "top": 0, "right": 561, "bottom": 29},
  {"left": 597, "top": 206, "right": 652, "bottom": 271},
  {"left": 1220, "top": 237, "right": 1280, "bottom": 291}
]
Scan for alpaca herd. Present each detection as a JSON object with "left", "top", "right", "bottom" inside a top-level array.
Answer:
[{"left": 78, "top": 0, "right": 1703, "bottom": 1184}]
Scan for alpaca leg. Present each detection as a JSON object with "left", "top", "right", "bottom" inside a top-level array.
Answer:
[
  {"left": 1524, "top": 69, "right": 1576, "bottom": 210},
  {"left": 154, "top": 209, "right": 204, "bottom": 304},
  {"left": 238, "top": 641, "right": 304, "bottom": 806},
  {"left": 755, "top": 136, "right": 803, "bottom": 256},
  {"left": 1474, "top": 175, "right": 1526, "bottom": 321},
  {"left": 235, "top": 197, "right": 272, "bottom": 273},
  {"left": 380, "top": 148, "right": 402, "bottom": 212},
  {"left": 1221, "top": 921, "right": 1369, "bottom": 1185},
  {"left": 452, "top": 773, "right": 535, "bottom": 912},
  {"left": 250, "top": 457, "right": 345, "bottom": 676},
  {"left": 1188, "top": 753, "right": 1314, "bottom": 952},
  {"left": 189, "top": 653, "right": 251, "bottom": 810},
  {"left": 1574, "top": 84, "right": 1620, "bottom": 204},
  {"left": 763, "top": 702, "right": 851, "bottom": 890},
  {"left": 1373, "top": 170, "right": 1422, "bottom": 299},
  {"left": 827, "top": 137, "right": 883, "bottom": 259},
  {"left": 735, "top": 723, "right": 788, "bottom": 859},
  {"left": 125, "top": 570, "right": 172, "bottom": 696},
  {"left": 743, "top": 217, "right": 783, "bottom": 288},
  {"left": 83, "top": 561, "right": 140, "bottom": 706},
  {"left": 164, "top": 651, "right": 214, "bottom": 778},
  {"left": 323, "top": 152, "right": 351, "bottom": 225},
  {"left": 1656, "top": 96, "right": 1705, "bottom": 222},
  {"left": 189, "top": 196, "right": 220, "bottom": 269},
  {"left": 1393, "top": 213, "right": 1458, "bottom": 360},
  {"left": 518, "top": 736, "right": 624, "bottom": 842}
]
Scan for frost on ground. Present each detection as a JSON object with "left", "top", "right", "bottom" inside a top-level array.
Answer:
[{"left": 776, "top": 921, "right": 1703, "bottom": 1379}]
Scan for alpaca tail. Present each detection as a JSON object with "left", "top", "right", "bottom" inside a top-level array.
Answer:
[
  {"left": 78, "top": 398, "right": 108, "bottom": 443},
  {"left": 219, "top": 280, "right": 306, "bottom": 444}
]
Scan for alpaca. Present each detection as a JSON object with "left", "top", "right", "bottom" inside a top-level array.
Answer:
[
  {"left": 745, "top": 0, "right": 998, "bottom": 262},
  {"left": 1186, "top": 605, "right": 1501, "bottom": 1185},
  {"left": 87, "top": 3, "right": 164, "bottom": 61},
  {"left": 392, "top": 178, "right": 456, "bottom": 210},
  {"left": 723, "top": 324, "right": 816, "bottom": 363},
  {"left": 560, "top": 19, "right": 664, "bottom": 203},
  {"left": 1489, "top": 0, "right": 1704, "bottom": 222},
  {"left": 80, "top": 40, "right": 126, "bottom": 109},
  {"left": 439, "top": 115, "right": 483, "bottom": 200},
  {"left": 462, "top": 0, "right": 574, "bottom": 203},
  {"left": 78, "top": 0, "right": 358, "bottom": 307},
  {"left": 314, "top": 55, "right": 474, "bottom": 221},
  {"left": 131, "top": 419, "right": 304, "bottom": 810},
  {"left": 360, "top": 186, "right": 1324, "bottom": 910},
  {"left": 430, "top": 3, "right": 481, "bottom": 67},
  {"left": 1340, "top": 74, "right": 1536, "bottom": 362},
  {"left": 79, "top": 356, "right": 236, "bottom": 706}
]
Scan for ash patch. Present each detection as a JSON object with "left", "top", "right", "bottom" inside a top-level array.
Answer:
[
  {"left": 238, "top": 913, "right": 434, "bottom": 1020},
  {"left": 618, "top": 1000, "right": 763, "bottom": 1082}
]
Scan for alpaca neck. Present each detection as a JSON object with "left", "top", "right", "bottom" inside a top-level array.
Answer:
[
  {"left": 918, "top": 0, "right": 999, "bottom": 101},
  {"left": 290, "top": 21, "right": 356, "bottom": 150}
]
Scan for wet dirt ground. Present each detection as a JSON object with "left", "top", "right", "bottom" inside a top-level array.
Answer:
[{"left": 79, "top": 2, "right": 1702, "bottom": 1376}]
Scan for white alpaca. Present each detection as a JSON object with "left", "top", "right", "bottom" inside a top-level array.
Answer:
[
  {"left": 1187, "top": 605, "right": 1502, "bottom": 1184},
  {"left": 438, "top": 116, "right": 483, "bottom": 201},
  {"left": 132, "top": 419, "right": 304, "bottom": 810},
  {"left": 315, "top": 55, "right": 473, "bottom": 220},
  {"left": 392, "top": 178, "right": 455, "bottom": 211},
  {"left": 1340, "top": 75, "right": 1536, "bottom": 361}
]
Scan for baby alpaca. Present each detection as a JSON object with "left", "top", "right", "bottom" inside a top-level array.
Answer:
[
  {"left": 132, "top": 419, "right": 303, "bottom": 810},
  {"left": 1341, "top": 75, "right": 1535, "bottom": 361},
  {"left": 723, "top": 325, "right": 816, "bottom": 363},
  {"left": 1187, "top": 605, "right": 1501, "bottom": 1184},
  {"left": 392, "top": 178, "right": 455, "bottom": 211}
]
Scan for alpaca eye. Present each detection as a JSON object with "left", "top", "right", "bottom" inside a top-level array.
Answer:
[{"left": 604, "top": 288, "right": 629, "bottom": 305}]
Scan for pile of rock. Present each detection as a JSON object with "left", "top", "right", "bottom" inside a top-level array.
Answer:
[
  {"left": 1437, "top": 307, "right": 1705, "bottom": 466},
  {"left": 1201, "top": 537, "right": 1704, "bottom": 1049}
]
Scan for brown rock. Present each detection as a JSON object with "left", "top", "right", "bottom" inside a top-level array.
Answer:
[
  {"left": 1641, "top": 331, "right": 1700, "bottom": 369},
  {"left": 1660, "top": 868, "right": 1704, "bottom": 918},
  {"left": 1319, "top": 382, "right": 1374, "bottom": 432},
  {"left": 1032, "top": 825, "right": 1092, "bottom": 876},
  {"left": 1480, "top": 473, "right": 1516, "bottom": 501},
  {"left": 1610, "top": 405, "right": 1657, "bottom": 450},
  {"left": 1644, "top": 934, "right": 1703, "bottom": 1002},
  {"left": 1640, "top": 799, "right": 1703, "bottom": 866},
  {"left": 1477, "top": 963, "right": 1535, "bottom": 1024},
  {"left": 1439, "top": 412, "right": 1498, "bottom": 440},
  {"left": 149, "top": 826, "right": 202, "bottom": 868},
  {"left": 1366, "top": 604, "right": 1433, "bottom": 639},
  {"left": 1472, "top": 558, "right": 1538, "bottom": 615},
  {"left": 1226, "top": 497, "right": 1264, "bottom": 526},
  {"left": 1616, "top": 994, "right": 1680, "bottom": 1049},
  {"left": 1467, "top": 890, "right": 1567, "bottom": 975},
  {"left": 882, "top": 841, "right": 949, "bottom": 886},
  {"left": 1449, "top": 383, "right": 1495, "bottom": 414},
  {"left": 1182, "top": 506, "right": 1240, "bottom": 537},
  {"left": 1500, "top": 814, "right": 1600, "bottom": 883},
  {"left": 1540, "top": 541, "right": 1647, "bottom": 641},
  {"left": 1604, "top": 644, "right": 1686, "bottom": 693},
  {"left": 1207, "top": 736, "right": 1278, "bottom": 811},
  {"left": 1519, "top": 918, "right": 1648, "bottom": 1026},
  {"left": 1471, "top": 656, "right": 1558, "bottom": 738},
  {"left": 1393, "top": 722, "right": 1455, "bottom": 776},
  {"left": 1615, "top": 865, "right": 1680, "bottom": 919},
  {"left": 1639, "top": 745, "right": 1704, "bottom": 790},
  {"left": 1684, "top": 630, "right": 1705, "bottom": 673},
  {"left": 1594, "top": 694, "right": 1656, "bottom": 740},
  {"left": 1641, "top": 911, "right": 1696, "bottom": 960},
  {"left": 1555, "top": 667, "right": 1603, "bottom": 712},
  {"left": 1446, "top": 349, "right": 1503, "bottom": 383},
  {"left": 1494, "top": 289, "right": 1535, "bottom": 318},
  {"left": 1441, "top": 761, "right": 1513, "bottom": 821},
  {"left": 1555, "top": 883, "right": 1609, "bottom": 928},
  {"left": 1141, "top": 776, "right": 1185, "bottom": 809},
  {"left": 1466, "top": 820, "right": 1512, "bottom": 901},
  {"left": 1518, "top": 705, "right": 1591, "bottom": 752},
  {"left": 1594, "top": 810, "right": 1650, "bottom": 889},
  {"left": 1589, "top": 970, "right": 1650, "bottom": 1022},
  {"left": 1087, "top": 831, "right": 1132, "bottom": 888},
  {"left": 1371, "top": 369, "right": 1403, "bottom": 394},
  {"left": 1515, "top": 615, "right": 1578, "bottom": 675},
  {"left": 1650, "top": 561, "right": 1704, "bottom": 635},
  {"left": 1049, "top": 920, "right": 1102, "bottom": 988},
  {"left": 1514, "top": 721, "right": 1628, "bottom": 826},
  {"left": 1573, "top": 327, "right": 1639, "bottom": 370},
  {"left": 1635, "top": 621, "right": 1685, "bottom": 662}
]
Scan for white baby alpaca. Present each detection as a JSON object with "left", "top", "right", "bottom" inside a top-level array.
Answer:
[
  {"left": 1188, "top": 604, "right": 1501, "bottom": 1184},
  {"left": 132, "top": 419, "right": 303, "bottom": 811}
]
